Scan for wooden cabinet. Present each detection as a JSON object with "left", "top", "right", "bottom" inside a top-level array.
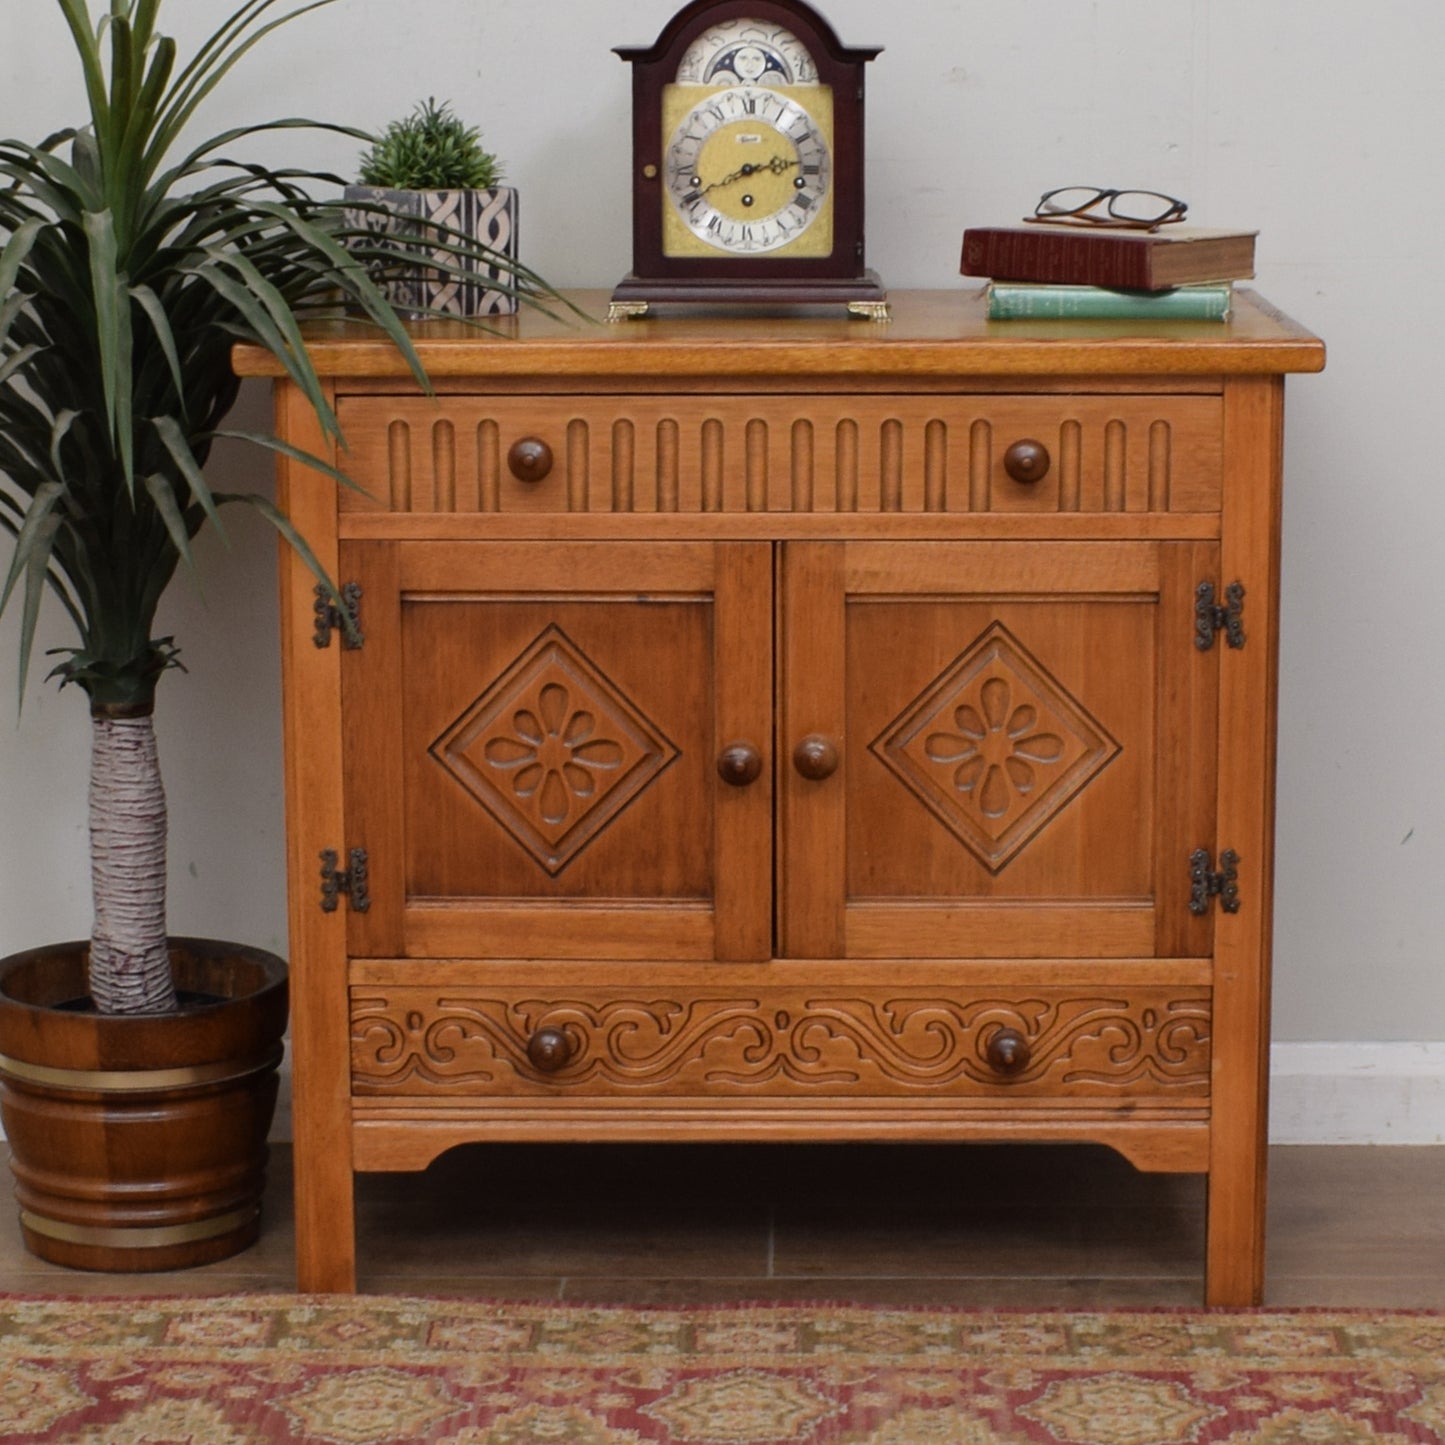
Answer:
[{"left": 236, "top": 291, "right": 1324, "bottom": 1304}]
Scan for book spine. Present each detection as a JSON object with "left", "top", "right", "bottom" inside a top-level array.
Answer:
[
  {"left": 986, "top": 283, "right": 1232, "bottom": 321},
  {"left": 962, "top": 229, "right": 1155, "bottom": 288}
]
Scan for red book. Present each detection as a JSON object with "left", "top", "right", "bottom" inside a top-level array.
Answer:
[{"left": 960, "top": 224, "right": 1257, "bottom": 290}]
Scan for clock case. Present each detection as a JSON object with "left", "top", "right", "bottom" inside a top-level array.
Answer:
[{"left": 613, "top": 0, "right": 885, "bottom": 313}]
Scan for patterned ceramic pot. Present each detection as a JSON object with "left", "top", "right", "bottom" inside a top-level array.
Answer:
[{"left": 344, "top": 185, "right": 520, "bottom": 317}]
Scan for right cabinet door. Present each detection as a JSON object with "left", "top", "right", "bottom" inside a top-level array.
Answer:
[{"left": 780, "top": 541, "right": 1220, "bottom": 960}]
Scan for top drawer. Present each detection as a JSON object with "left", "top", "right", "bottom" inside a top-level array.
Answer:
[{"left": 334, "top": 393, "right": 1223, "bottom": 517}]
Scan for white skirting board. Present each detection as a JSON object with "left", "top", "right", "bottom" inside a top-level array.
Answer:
[
  {"left": 1267, "top": 1041, "right": 1445, "bottom": 1145},
  {"left": 6, "top": 1044, "right": 1445, "bottom": 1146}
]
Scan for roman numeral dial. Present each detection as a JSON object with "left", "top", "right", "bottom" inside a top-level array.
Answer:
[{"left": 662, "top": 84, "right": 833, "bottom": 256}]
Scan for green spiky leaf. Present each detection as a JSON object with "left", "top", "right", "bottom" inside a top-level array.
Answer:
[{"left": 0, "top": 0, "right": 571, "bottom": 717}]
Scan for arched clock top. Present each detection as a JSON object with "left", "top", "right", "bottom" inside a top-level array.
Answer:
[{"left": 615, "top": 0, "right": 882, "bottom": 79}]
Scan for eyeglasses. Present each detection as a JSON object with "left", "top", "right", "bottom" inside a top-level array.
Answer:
[{"left": 1024, "top": 187, "right": 1188, "bottom": 231}]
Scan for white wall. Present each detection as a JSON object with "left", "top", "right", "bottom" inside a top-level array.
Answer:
[{"left": 2, "top": 0, "right": 1443, "bottom": 1057}]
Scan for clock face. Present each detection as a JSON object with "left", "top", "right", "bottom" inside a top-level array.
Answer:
[{"left": 663, "top": 84, "right": 832, "bottom": 255}]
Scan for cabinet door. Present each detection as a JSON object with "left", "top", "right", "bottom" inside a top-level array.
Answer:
[
  {"left": 340, "top": 541, "right": 772, "bottom": 961},
  {"left": 781, "top": 541, "right": 1218, "bottom": 959}
]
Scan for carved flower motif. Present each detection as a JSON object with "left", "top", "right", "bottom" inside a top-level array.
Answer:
[
  {"left": 484, "top": 682, "right": 625, "bottom": 827},
  {"left": 923, "top": 676, "right": 1065, "bottom": 818},
  {"left": 432, "top": 626, "right": 678, "bottom": 875}
]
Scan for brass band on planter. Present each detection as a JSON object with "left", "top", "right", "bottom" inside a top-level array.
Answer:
[
  {"left": 0, "top": 1045, "right": 283, "bottom": 1093},
  {"left": 20, "top": 1206, "right": 259, "bottom": 1249}
]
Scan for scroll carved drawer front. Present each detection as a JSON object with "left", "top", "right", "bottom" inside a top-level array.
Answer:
[
  {"left": 334, "top": 394, "right": 1224, "bottom": 516},
  {"left": 350, "top": 984, "right": 1212, "bottom": 1108}
]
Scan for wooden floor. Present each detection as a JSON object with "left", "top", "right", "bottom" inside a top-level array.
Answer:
[{"left": 1, "top": 1143, "right": 1442, "bottom": 1306}]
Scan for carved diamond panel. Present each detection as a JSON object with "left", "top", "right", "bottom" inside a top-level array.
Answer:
[
  {"left": 430, "top": 625, "right": 678, "bottom": 875},
  {"left": 871, "top": 622, "right": 1120, "bottom": 872}
]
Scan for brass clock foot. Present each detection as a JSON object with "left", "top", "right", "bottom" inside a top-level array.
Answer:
[
  {"left": 608, "top": 300, "right": 651, "bottom": 322},
  {"left": 848, "top": 299, "right": 892, "bottom": 321}
]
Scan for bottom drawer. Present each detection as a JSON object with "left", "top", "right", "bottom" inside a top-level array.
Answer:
[{"left": 350, "top": 980, "right": 1211, "bottom": 1106}]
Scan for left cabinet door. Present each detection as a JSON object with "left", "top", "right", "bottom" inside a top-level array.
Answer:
[{"left": 338, "top": 540, "right": 773, "bottom": 962}]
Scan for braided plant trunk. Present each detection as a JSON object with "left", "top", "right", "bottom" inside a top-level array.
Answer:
[{"left": 87, "top": 710, "right": 177, "bottom": 1013}]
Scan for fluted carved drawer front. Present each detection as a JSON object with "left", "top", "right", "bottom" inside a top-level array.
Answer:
[
  {"left": 350, "top": 982, "right": 1212, "bottom": 1108},
  {"left": 334, "top": 394, "right": 1223, "bottom": 515}
]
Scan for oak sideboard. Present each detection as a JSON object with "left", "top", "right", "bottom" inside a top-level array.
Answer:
[{"left": 235, "top": 289, "right": 1325, "bottom": 1303}]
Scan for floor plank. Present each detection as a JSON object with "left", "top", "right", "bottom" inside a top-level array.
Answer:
[{"left": 0, "top": 1143, "right": 1441, "bottom": 1307}]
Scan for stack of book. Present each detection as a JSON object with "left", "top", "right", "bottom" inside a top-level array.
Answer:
[{"left": 959, "top": 223, "right": 1258, "bottom": 321}]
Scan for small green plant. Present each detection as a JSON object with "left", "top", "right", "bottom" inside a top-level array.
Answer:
[{"left": 358, "top": 98, "right": 502, "bottom": 190}]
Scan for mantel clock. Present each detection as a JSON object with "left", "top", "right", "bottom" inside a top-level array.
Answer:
[{"left": 611, "top": 0, "right": 887, "bottom": 319}]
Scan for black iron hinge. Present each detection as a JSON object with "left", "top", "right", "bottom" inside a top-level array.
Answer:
[
  {"left": 320, "top": 848, "right": 371, "bottom": 913},
  {"left": 1189, "top": 847, "right": 1240, "bottom": 915},
  {"left": 313, "top": 582, "right": 364, "bottom": 649},
  {"left": 1194, "top": 580, "right": 1245, "bottom": 651}
]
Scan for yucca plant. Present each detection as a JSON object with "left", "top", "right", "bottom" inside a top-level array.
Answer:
[{"left": 0, "top": 0, "right": 562, "bottom": 1014}]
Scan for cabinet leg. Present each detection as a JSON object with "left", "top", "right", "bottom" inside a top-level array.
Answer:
[
  {"left": 1204, "top": 1162, "right": 1266, "bottom": 1306},
  {"left": 294, "top": 1145, "right": 357, "bottom": 1292}
]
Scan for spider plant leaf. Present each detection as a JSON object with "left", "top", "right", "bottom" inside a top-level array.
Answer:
[
  {"left": 242, "top": 198, "right": 433, "bottom": 391},
  {"left": 107, "top": 16, "right": 138, "bottom": 156},
  {"left": 70, "top": 126, "right": 105, "bottom": 201},
  {"left": 0, "top": 481, "right": 64, "bottom": 621},
  {"left": 34, "top": 127, "right": 80, "bottom": 155},
  {"left": 130, "top": 0, "right": 162, "bottom": 54},
  {"left": 152, "top": 0, "right": 339, "bottom": 166},
  {"left": 0, "top": 344, "right": 43, "bottom": 389},
  {"left": 212, "top": 488, "right": 350, "bottom": 636},
  {"left": 0, "top": 145, "right": 91, "bottom": 223},
  {"left": 159, "top": 0, "right": 284, "bottom": 125},
  {"left": 0, "top": 293, "right": 28, "bottom": 348},
  {"left": 0, "top": 504, "right": 84, "bottom": 639},
  {"left": 15, "top": 511, "right": 64, "bottom": 707},
  {"left": 48, "top": 409, "right": 81, "bottom": 476},
  {"left": 81, "top": 206, "right": 135, "bottom": 489},
  {"left": 55, "top": 0, "right": 112, "bottom": 148},
  {"left": 153, "top": 414, "right": 225, "bottom": 535},
  {"left": 182, "top": 252, "right": 339, "bottom": 438},
  {"left": 0, "top": 218, "right": 44, "bottom": 298},
  {"left": 143, "top": 470, "right": 197, "bottom": 578},
  {"left": 210, "top": 428, "right": 371, "bottom": 498},
  {"left": 156, "top": 116, "right": 370, "bottom": 195},
  {"left": 130, "top": 282, "right": 186, "bottom": 407},
  {"left": 117, "top": 35, "right": 175, "bottom": 190}
]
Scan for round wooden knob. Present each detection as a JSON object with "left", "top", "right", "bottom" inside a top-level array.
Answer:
[
  {"left": 985, "top": 1027, "right": 1032, "bottom": 1075},
  {"left": 508, "top": 436, "right": 554, "bottom": 483},
  {"left": 793, "top": 734, "right": 840, "bottom": 781},
  {"left": 717, "top": 741, "right": 763, "bottom": 787},
  {"left": 526, "top": 1026, "right": 573, "bottom": 1073},
  {"left": 1003, "top": 439, "right": 1050, "bottom": 484}
]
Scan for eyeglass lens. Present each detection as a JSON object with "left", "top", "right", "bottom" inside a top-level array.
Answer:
[{"left": 1036, "top": 187, "right": 1185, "bottom": 225}]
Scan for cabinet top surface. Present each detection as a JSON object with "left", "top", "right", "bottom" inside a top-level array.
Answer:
[{"left": 233, "top": 288, "right": 1324, "bottom": 382}]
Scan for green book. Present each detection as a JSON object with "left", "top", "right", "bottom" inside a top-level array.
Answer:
[{"left": 985, "top": 282, "right": 1233, "bottom": 321}]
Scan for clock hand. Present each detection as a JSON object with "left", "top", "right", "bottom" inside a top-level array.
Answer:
[{"left": 702, "top": 154, "right": 798, "bottom": 194}]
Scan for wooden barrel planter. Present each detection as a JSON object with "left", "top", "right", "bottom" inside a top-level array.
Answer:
[{"left": 0, "top": 938, "right": 287, "bottom": 1272}]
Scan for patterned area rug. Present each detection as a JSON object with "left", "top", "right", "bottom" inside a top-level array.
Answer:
[{"left": 1, "top": 1295, "right": 1443, "bottom": 1444}]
